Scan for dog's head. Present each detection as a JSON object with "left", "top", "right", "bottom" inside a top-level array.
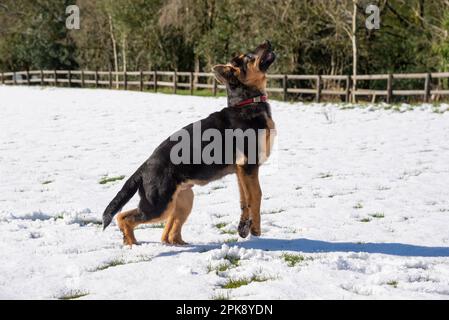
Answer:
[{"left": 213, "top": 40, "right": 276, "bottom": 92}]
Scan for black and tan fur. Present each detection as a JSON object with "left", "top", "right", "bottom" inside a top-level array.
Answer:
[{"left": 102, "top": 41, "right": 276, "bottom": 245}]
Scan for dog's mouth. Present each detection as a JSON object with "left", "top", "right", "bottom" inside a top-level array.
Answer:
[
  {"left": 257, "top": 40, "right": 276, "bottom": 72},
  {"left": 260, "top": 51, "right": 276, "bottom": 71}
]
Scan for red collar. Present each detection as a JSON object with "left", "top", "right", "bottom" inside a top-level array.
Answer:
[{"left": 234, "top": 95, "right": 268, "bottom": 107}]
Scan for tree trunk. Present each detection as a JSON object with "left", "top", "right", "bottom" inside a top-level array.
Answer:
[
  {"left": 108, "top": 14, "right": 119, "bottom": 89},
  {"left": 351, "top": 0, "right": 358, "bottom": 103},
  {"left": 193, "top": 56, "right": 200, "bottom": 86},
  {"left": 419, "top": 0, "right": 425, "bottom": 27},
  {"left": 122, "top": 35, "right": 127, "bottom": 73}
]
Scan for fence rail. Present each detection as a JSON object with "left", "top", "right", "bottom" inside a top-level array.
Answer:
[{"left": 1, "top": 69, "right": 449, "bottom": 103}]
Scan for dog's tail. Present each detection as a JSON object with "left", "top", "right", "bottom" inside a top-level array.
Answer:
[{"left": 102, "top": 171, "right": 142, "bottom": 230}]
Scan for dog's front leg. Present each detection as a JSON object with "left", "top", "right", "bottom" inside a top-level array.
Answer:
[
  {"left": 236, "top": 166, "right": 262, "bottom": 237},
  {"left": 237, "top": 173, "right": 251, "bottom": 238}
]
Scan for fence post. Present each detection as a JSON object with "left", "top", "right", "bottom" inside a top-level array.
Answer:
[
  {"left": 386, "top": 73, "right": 393, "bottom": 104},
  {"left": 352, "top": 75, "right": 357, "bottom": 103},
  {"left": 147, "top": 71, "right": 152, "bottom": 90},
  {"left": 13, "top": 71, "right": 17, "bottom": 85},
  {"left": 68, "top": 70, "right": 72, "bottom": 87},
  {"left": 213, "top": 76, "right": 217, "bottom": 96},
  {"left": 26, "top": 69, "right": 30, "bottom": 85},
  {"left": 81, "top": 70, "right": 85, "bottom": 87},
  {"left": 1, "top": 72, "right": 4, "bottom": 84},
  {"left": 345, "top": 75, "right": 351, "bottom": 103},
  {"left": 189, "top": 72, "right": 193, "bottom": 95},
  {"left": 173, "top": 71, "right": 177, "bottom": 94},
  {"left": 124, "top": 71, "right": 128, "bottom": 90},
  {"left": 54, "top": 70, "right": 57, "bottom": 86},
  {"left": 283, "top": 75, "right": 288, "bottom": 101},
  {"left": 424, "top": 73, "right": 431, "bottom": 103},
  {"left": 316, "top": 75, "right": 322, "bottom": 102},
  {"left": 95, "top": 70, "right": 99, "bottom": 88},
  {"left": 109, "top": 70, "right": 112, "bottom": 89},
  {"left": 140, "top": 70, "right": 143, "bottom": 91},
  {"left": 40, "top": 70, "right": 44, "bottom": 86},
  {"left": 153, "top": 70, "right": 158, "bottom": 92}
]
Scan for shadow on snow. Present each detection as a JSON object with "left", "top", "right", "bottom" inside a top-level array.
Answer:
[{"left": 150, "top": 238, "right": 449, "bottom": 258}]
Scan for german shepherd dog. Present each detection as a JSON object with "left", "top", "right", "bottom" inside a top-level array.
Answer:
[{"left": 102, "top": 40, "right": 276, "bottom": 245}]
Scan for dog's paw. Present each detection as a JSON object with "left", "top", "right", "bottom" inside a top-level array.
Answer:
[
  {"left": 171, "top": 239, "right": 188, "bottom": 246},
  {"left": 123, "top": 236, "right": 138, "bottom": 246},
  {"left": 250, "top": 228, "right": 261, "bottom": 237},
  {"left": 238, "top": 219, "right": 252, "bottom": 238},
  {"left": 164, "top": 236, "right": 188, "bottom": 246}
]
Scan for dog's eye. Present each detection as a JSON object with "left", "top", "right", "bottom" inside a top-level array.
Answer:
[{"left": 246, "top": 54, "right": 256, "bottom": 61}]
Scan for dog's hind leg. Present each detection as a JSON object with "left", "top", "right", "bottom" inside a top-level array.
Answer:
[
  {"left": 161, "top": 214, "right": 175, "bottom": 244},
  {"left": 116, "top": 208, "right": 140, "bottom": 245},
  {"left": 165, "top": 187, "right": 194, "bottom": 245},
  {"left": 117, "top": 207, "right": 169, "bottom": 246}
]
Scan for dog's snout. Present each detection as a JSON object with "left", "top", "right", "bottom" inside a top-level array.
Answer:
[
  {"left": 256, "top": 40, "right": 272, "bottom": 53},
  {"left": 263, "top": 40, "right": 272, "bottom": 50}
]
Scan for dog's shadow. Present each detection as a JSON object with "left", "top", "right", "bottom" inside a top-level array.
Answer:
[{"left": 150, "top": 237, "right": 449, "bottom": 259}]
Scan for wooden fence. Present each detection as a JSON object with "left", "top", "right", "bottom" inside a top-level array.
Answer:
[{"left": 1, "top": 70, "right": 449, "bottom": 103}]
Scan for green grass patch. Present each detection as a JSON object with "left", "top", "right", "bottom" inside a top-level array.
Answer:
[
  {"left": 221, "top": 275, "right": 269, "bottom": 289},
  {"left": 216, "top": 263, "right": 231, "bottom": 273},
  {"left": 57, "top": 290, "right": 89, "bottom": 300},
  {"left": 207, "top": 262, "right": 233, "bottom": 274},
  {"left": 221, "top": 278, "right": 251, "bottom": 289},
  {"left": 370, "top": 212, "right": 385, "bottom": 219},
  {"left": 211, "top": 292, "right": 231, "bottom": 300},
  {"left": 78, "top": 219, "right": 103, "bottom": 227},
  {"left": 360, "top": 218, "right": 371, "bottom": 223},
  {"left": 144, "top": 87, "right": 305, "bottom": 103},
  {"left": 220, "top": 229, "right": 237, "bottom": 235},
  {"left": 54, "top": 213, "right": 65, "bottom": 220},
  {"left": 215, "top": 222, "right": 227, "bottom": 229},
  {"left": 95, "top": 259, "right": 126, "bottom": 271},
  {"left": 353, "top": 202, "right": 363, "bottom": 209},
  {"left": 224, "top": 254, "right": 240, "bottom": 267},
  {"left": 224, "top": 238, "right": 238, "bottom": 244},
  {"left": 42, "top": 180, "right": 53, "bottom": 185},
  {"left": 318, "top": 172, "right": 333, "bottom": 179},
  {"left": 215, "top": 222, "right": 237, "bottom": 235},
  {"left": 263, "top": 208, "right": 286, "bottom": 215},
  {"left": 154, "top": 87, "right": 227, "bottom": 98},
  {"left": 387, "top": 280, "right": 398, "bottom": 288},
  {"left": 282, "top": 253, "right": 306, "bottom": 267},
  {"left": 98, "top": 175, "right": 125, "bottom": 185},
  {"left": 208, "top": 253, "right": 241, "bottom": 274},
  {"left": 206, "top": 264, "right": 214, "bottom": 273}
]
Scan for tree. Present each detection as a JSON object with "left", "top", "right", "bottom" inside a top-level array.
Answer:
[
  {"left": 0, "top": 0, "right": 78, "bottom": 71},
  {"left": 1, "top": 0, "right": 448, "bottom": 79}
]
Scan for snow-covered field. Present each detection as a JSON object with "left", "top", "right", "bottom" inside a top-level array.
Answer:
[{"left": 1, "top": 86, "right": 449, "bottom": 300}]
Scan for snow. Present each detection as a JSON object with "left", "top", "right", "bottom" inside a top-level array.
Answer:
[{"left": 1, "top": 85, "right": 449, "bottom": 299}]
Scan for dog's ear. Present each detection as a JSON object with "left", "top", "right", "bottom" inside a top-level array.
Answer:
[
  {"left": 230, "top": 54, "right": 244, "bottom": 67},
  {"left": 212, "top": 64, "right": 239, "bottom": 85}
]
